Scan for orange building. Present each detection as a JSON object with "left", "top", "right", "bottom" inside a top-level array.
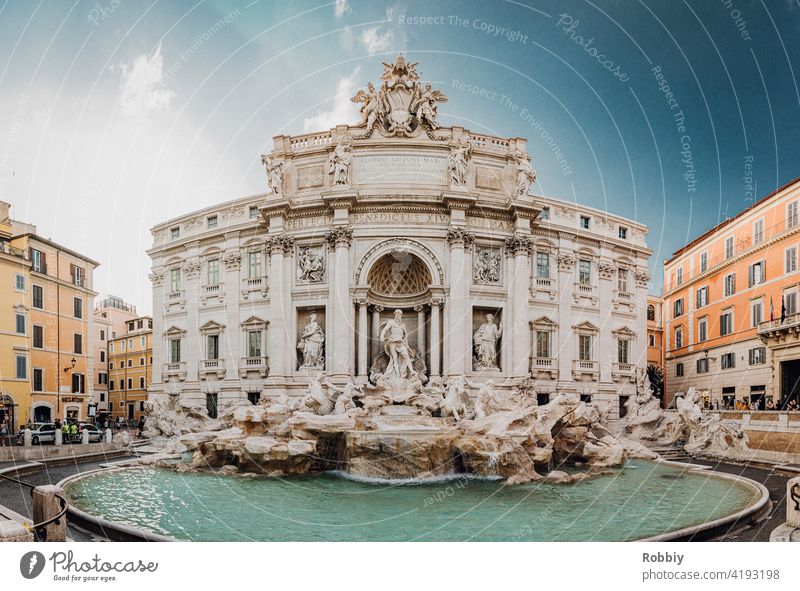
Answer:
[
  {"left": 93, "top": 296, "right": 138, "bottom": 425},
  {"left": 108, "top": 316, "right": 152, "bottom": 422},
  {"left": 664, "top": 176, "right": 800, "bottom": 410},
  {"left": 646, "top": 295, "right": 664, "bottom": 398}
]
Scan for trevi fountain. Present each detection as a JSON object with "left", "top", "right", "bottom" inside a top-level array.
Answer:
[{"left": 63, "top": 56, "right": 767, "bottom": 542}]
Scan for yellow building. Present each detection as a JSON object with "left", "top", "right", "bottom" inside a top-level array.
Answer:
[
  {"left": 8, "top": 209, "right": 99, "bottom": 424},
  {"left": 108, "top": 316, "right": 152, "bottom": 422},
  {"left": 0, "top": 201, "right": 31, "bottom": 432},
  {"left": 93, "top": 296, "right": 138, "bottom": 425}
]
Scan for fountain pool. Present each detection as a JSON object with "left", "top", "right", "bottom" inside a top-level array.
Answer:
[{"left": 63, "top": 460, "right": 762, "bottom": 542}]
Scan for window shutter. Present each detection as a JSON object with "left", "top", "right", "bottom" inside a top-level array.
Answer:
[
  {"left": 748, "top": 266, "right": 754, "bottom": 288},
  {"left": 761, "top": 260, "right": 766, "bottom": 283},
  {"left": 696, "top": 291, "right": 701, "bottom": 309}
]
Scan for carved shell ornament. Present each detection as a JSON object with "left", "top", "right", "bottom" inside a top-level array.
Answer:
[{"left": 351, "top": 54, "right": 448, "bottom": 138}]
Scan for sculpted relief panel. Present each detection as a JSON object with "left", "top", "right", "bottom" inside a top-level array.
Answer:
[{"left": 297, "top": 245, "right": 326, "bottom": 283}]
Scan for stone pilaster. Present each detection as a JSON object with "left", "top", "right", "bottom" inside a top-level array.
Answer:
[
  {"left": 357, "top": 298, "right": 369, "bottom": 381},
  {"left": 429, "top": 298, "right": 442, "bottom": 378},
  {"left": 445, "top": 225, "right": 473, "bottom": 377},
  {"left": 326, "top": 225, "right": 353, "bottom": 379},
  {"left": 556, "top": 246, "right": 576, "bottom": 390},
  {"left": 507, "top": 234, "right": 533, "bottom": 378},
  {"left": 266, "top": 235, "right": 290, "bottom": 381}
]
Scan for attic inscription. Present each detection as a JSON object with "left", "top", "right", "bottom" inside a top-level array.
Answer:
[{"left": 352, "top": 154, "right": 446, "bottom": 185}]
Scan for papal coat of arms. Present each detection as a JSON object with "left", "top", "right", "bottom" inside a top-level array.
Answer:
[{"left": 351, "top": 55, "right": 448, "bottom": 137}]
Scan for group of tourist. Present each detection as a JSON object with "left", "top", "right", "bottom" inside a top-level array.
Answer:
[{"left": 725, "top": 399, "right": 800, "bottom": 411}]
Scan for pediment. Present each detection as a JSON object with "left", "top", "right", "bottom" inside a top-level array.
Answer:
[
  {"left": 572, "top": 321, "right": 599, "bottom": 333},
  {"left": 240, "top": 315, "right": 268, "bottom": 328},
  {"left": 612, "top": 326, "right": 637, "bottom": 337},
  {"left": 530, "top": 316, "right": 558, "bottom": 329},
  {"left": 163, "top": 325, "right": 187, "bottom": 336},
  {"left": 199, "top": 320, "right": 226, "bottom": 334}
]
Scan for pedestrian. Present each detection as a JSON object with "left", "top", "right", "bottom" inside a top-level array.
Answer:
[
  {"left": 0, "top": 418, "right": 8, "bottom": 447},
  {"left": 69, "top": 421, "right": 77, "bottom": 443},
  {"left": 137, "top": 416, "right": 145, "bottom": 438}
]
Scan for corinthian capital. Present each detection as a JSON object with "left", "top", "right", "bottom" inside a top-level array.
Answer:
[
  {"left": 504, "top": 234, "right": 532, "bottom": 256},
  {"left": 446, "top": 225, "right": 474, "bottom": 247},
  {"left": 325, "top": 225, "right": 353, "bottom": 248}
]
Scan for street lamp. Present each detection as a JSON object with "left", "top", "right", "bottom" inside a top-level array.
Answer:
[{"left": 63, "top": 358, "right": 76, "bottom": 372}]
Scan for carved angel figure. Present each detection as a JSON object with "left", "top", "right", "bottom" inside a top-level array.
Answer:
[
  {"left": 351, "top": 82, "right": 383, "bottom": 129},
  {"left": 448, "top": 138, "right": 471, "bottom": 186},
  {"left": 260, "top": 154, "right": 283, "bottom": 195},
  {"left": 412, "top": 82, "right": 448, "bottom": 130}
]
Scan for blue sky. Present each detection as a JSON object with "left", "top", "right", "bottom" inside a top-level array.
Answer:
[{"left": 2, "top": 0, "right": 800, "bottom": 312}]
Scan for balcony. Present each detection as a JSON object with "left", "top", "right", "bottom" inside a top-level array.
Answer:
[
  {"left": 200, "top": 358, "right": 226, "bottom": 380},
  {"left": 164, "top": 289, "right": 186, "bottom": 311},
  {"left": 163, "top": 361, "right": 187, "bottom": 381},
  {"left": 572, "top": 282, "right": 598, "bottom": 305},
  {"left": 0, "top": 242, "right": 26, "bottom": 260},
  {"left": 572, "top": 359, "right": 599, "bottom": 381},
  {"left": 612, "top": 362, "right": 636, "bottom": 383},
  {"left": 240, "top": 356, "right": 269, "bottom": 378},
  {"left": 530, "top": 356, "right": 557, "bottom": 379},
  {"left": 241, "top": 276, "right": 268, "bottom": 300},
  {"left": 613, "top": 290, "right": 635, "bottom": 311},
  {"left": 201, "top": 283, "right": 225, "bottom": 305},
  {"left": 757, "top": 313, "right": 800, "bottom": 346},
  {"left": 531, "top": 277, "right": 556, "bottom": 300}
]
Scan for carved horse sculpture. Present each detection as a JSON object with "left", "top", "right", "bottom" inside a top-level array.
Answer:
[{"left": 441, "top": 376, "right": 473, "bottom": 421}]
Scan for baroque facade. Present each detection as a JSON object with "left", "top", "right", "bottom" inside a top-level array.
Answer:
[{"left": 147, "top": 56, "right": 651, "bottom": 419}]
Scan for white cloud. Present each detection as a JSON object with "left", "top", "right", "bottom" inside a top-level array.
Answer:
[
  {"left": 361, "top": 27, "right": 394, "bottom": 55},
  {"left": 339, "top": 26, "right": 355, "bottom": 50},
  {"left": 116, "top": 43, "right": 174, "bottom": 118},
  {"left": 334, "top": 0, "right": 350, "bottom": 19},
  {"left": 302, "top": 67, "right": 362, "bottom": 132}
]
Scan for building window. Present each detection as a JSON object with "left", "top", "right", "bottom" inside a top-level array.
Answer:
[
  {"left": 15, "top": 355, "right": 27, "bottom": 379},
  {"left": 676, "top": 363, "right": 684, "bottom": 377},
  {"left": 74, "top": 333, "right": 83, "bottom": 354},
  {"left": 648, "top": 334, "right": 655, "bottom": 347},
  {"left": 99, "top": 350, "right": 106, "bottom": 363},
  {"left": 206, "top": 393, "right": 218, "bottom": 419},
  {"left": 247, "top": 392, "right": 260, "bottom": 405},
  {"left": 535, "top": 331, "right": 551, "bottom": 358},
  {"left": 249, "top": 206, "right": 259, "bottom": 219},
  {"left": 73, "top": 297, "right": 83, "bottom": 319},
  {"left": 207, "top": 259, "right": 220, "bottom": 285},
  {"left": 170, "top": 227, "right": 180, "bottom": 239},
  {"left": 725, "top": 236, "right": 734, "bottom": 259},
  {"left": 697, "top": 358, "right": 709, "bottom": 374},
  {"left": 748, "top": 261, "right": 765, "bottom": 287},
  {"left": 787, "top": 247, "right": 797, "bottom": 274},
  {"left": 32, "top": 325, "right": 43, "bottom": 348},
  {"left": 789, "top": 201, "right": 799, "bottom": 229},
  {"left": 753, "top": 219, "right": 764, "bottom": 245},
  {"left": 696, "top": 286, "right": 709, "bottom": 309},
  {"left": 71, "top": 373, "right": 85, "bottom": 394},
  {"left": 32, "top": 284, "right": 43, "bottom": 308},
  {"left": 99, "top": 372, "right": 107, "bottom": 385},
  {"left": 100, "top": 329, "right": 105, "bottom": 341},
  {"left": 207, "top": 215, "right": 218, "bottom": 229},
  {"left": 578, "top": 335, "right": 592, "bottom": 361},
  {"left": 675, "top": 326, "right": 683, "bottom": 348},
  {"left": 673, "top": 298, "right": 684, "bottom": 318},
  {"left": 248, "top": 330, "right": 262, "bottom": 358},
  {"left": 71, "top": 264, "right": 85, "bottom": 287},
  {"left": 536, "top": 252, "right": 550, "bottom": 279},
  {"left": 169, "top": 339, "right": 181, "bottom": 363},
  {"left": 109, "top": 380, "right": 115, "bottom": 391},
  {"left": 15, "top": 313, "right": 25, "bottom": 334},
  {"left": 618, "top": 226, "right": 627, "bottom": 240},
  {"left": 169, "top": 267, "right": 182, "bottom": 292},
  {"left": 617, "top": 268, "right": 629, "bottom": 293},
  {"left": 721, "top": 352, "right": 736, "bottom": 369},
  {"left": 100, "top": 392, "right": 105, "bottom": 402},
  {"left": 128, "top": 378, "right": 132, "bottom": 390},
  {"left": 786, "top": 291, "right": 798, "bottom": 316},
  {"left": 578, "top": 260, "right": 591, "bottom": 285},
  {"left": 32, "top": 368, "right": 43, "bottom": 392},
  {"left": 647, "top": 304, "right": 655, "bottom": 321},
  {"left": 140, "top": 377, "right": 145, "bottom": 389},
  {"left": 698, "top": 317, "right": 707, "bottom": 342},
  {"left": 617, "top": 339, "right": 630, "bottom": 364},
  {"left": 31, "top": 248, "right": 43, "bottom": 272},
  {"left": 580, "top": 215, "right": 590, "bottom": 229},
  {"left": 540, "top": 206, "right": 550, "bottom": 220},
  {"left": 127, "top": 359, "right": 132, "bottom": 367},
  {"left": 248, "top": 251, "right": 262, "bottom": 279},
  {"left": 676, "top": 268, "right": 683, "bottom": 286},
  {"left": 751, "top": 301, "right": 763, "bottom": 327},
  {"left": 720, "top": 310, "right": 733, "bottom": 337},
  {"left": 749, "top": 347, "right": 766, "bottom": 365},
  {"left": 724, "top": 273, "right": 736, "bottom": 297},
  {"left": 109, "top": 362, "right": 114, "bottom": 370},
  {"left": 15, "top": 273, "right": 25, "bottom": 291},
  {"left": 700, "top": 252, "right": 708, "bottom": 273},
  {"left": 207, "top": 335, "right": 219, "bottom": 360}
]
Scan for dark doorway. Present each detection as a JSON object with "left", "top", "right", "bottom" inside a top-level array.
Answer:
[
  {"left": 247, "top": 391, "right": 261, "bottom": 405},
  {"left": 580, "top": 394, "right": 592, "bottom": 403},
  {"left": 618, "top": 395, "right": 629, "bottom": 418},
  {"left": 34, "top": 406, "right": 51, "bottom": 423},
  {"left": 206, "top": 393, "right": 218, "bottom": 419},
  {"left": 536, "top": 392, "right": 550, "bottom": 406},
  {"left": 781, "top": 359, "right": 800, "bottom": 409},
  {"left": 127, "top": 403, "right": 135, "bottom": 420}
]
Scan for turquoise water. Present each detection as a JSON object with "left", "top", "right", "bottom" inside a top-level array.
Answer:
[{"left": 65, "top": 460, "right": 758, "bottom": 541}]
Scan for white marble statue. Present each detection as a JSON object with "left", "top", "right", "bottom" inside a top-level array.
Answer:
[
  {"left": 351, "top": 82, "right": 382, "bottom": 130},
  {"left": 260, "top": 154, "right": 283, "bottom": 194},
  {"left": 473, "top": 248, "right": 501, "bottom": 284},
  {"left": 324, "top": 379, "right": 363, "bottom": 415},
  {"left": 297, "top": 247, "right": 325, "bottom": 282},
  {"left": 379, "top": 309, "right": 416, "bottom": 380},
  {"left": 412, "top": 82, "right": 448, "bottom": 130},
  {"left": 327, "top": 140, "right": 352, "bottom": 185},
  {"left": 473, "top": 313, "right": 502, "bottom": 370},
  {"left": 300, "top": 373, "right": 336, "bottom": 415},
  {"left": 474, "top": 380, "right": 501, "bottom": 419},
  {"left": 298, "top": 313, "right": 325, "bottom": 369},
  {"left": 441, "top": 375, "right": 473, "bottom": 421},
  {"left": 513, "top": 150, "right": 536, "bottom": 197},
  {"left": 448, "top": 138, "right": 471, "bottom": 186}
]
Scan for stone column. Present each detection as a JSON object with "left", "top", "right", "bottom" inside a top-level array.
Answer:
[
  {"left": 371, "top": 305, "right": 383, "bottom": 362},
  {"left": 508, "top": 234, "right": 533, "bottom": 378},
  {"left": 446, "top": 226, "right": 472, "bottom": 377},
  {"left": 357, "top": 299, "right": 369, "bottom": 381},
  {"left": 430, "top": 299, "right": 441, "bottom": 378},
  {"left": 415, "top": 305, "right": 426, "bottom": 364},
  {"left": 267, "top": 236, "right": 288, "bottom": 381},
  {"left": 327, "top": 226, "right": 353, "bottom": 379},
  {"left": 182, "top": 244, "right": 202, "bottom": 385}
]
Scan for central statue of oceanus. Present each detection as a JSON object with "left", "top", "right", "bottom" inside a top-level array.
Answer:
[{"left": 369, "top": 308, "right": 427, "bottom": 385}]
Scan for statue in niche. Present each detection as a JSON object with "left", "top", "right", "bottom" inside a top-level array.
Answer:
[
  {"left": 297, "top": 246, "right": 325, "bottom": 282},
  {"left": 297, "top": 313, "right": 325, "bottom": 369},
  {"left": 473, "top": 313, "right": 502, "bottom": 370},
  {"left": 513, "top": 150, "right": 536, "bottom": 197},
  {"left": 448, "top": 138, "right": 471, "bottom": 186},
  {"left": 380, "top": 309, "right": 417, "bottom": 380},
  {"left": 327, "top": 140, "right": 352, "bottom": 186},
  {"left": 473, "top": 248, "right": 501, "bottom": 284},
  {"left": 260, "top": 154, "right": 283, "bottom": 195}
]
